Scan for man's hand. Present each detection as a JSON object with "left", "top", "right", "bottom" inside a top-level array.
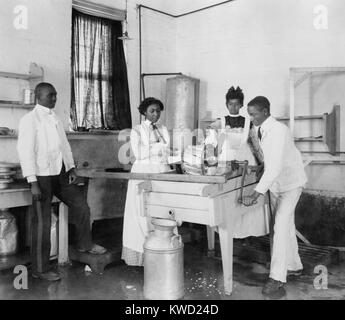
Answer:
[
  {"left": 30, "top": 182, "right": 42, "bottom": 201},
  {"left": 68, "top": 168, "right": 79, "bottom": 185},
  {"left": 241, "top": 191, "right": 262, "bottom": 207}
]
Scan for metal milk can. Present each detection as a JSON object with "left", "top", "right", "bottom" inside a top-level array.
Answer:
[{"left": 143, "top": 218, "right": 184, "bottom": 300}]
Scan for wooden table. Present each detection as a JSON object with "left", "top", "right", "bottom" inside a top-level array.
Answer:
[
  {"left": 0, "top": 183, "right": 69, "bottom": 269},
  {"left": 77, "top": 168, "right": 269, "bottom": 295}
]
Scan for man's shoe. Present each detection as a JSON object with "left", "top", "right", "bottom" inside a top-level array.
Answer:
[
  {"left": 77, "top": 244, "right": 107, "bottom": 255},
  {"left": 262, "top": 278, "right": 286, "bottom": 299},
  {"left": 32, "top": 270, "right": 61, "bottom": 281},
  {"left": 287, "top": 269, "right": 303, "bottom": 277}
]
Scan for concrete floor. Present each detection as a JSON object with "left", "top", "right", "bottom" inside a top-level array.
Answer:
[{"left": 1, "top": 220, "right": 345, "bottom": 300}]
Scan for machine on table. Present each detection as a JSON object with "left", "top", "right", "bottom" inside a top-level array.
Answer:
[{"left": 78, "top": 167, "right": 269, "bottom": 295}]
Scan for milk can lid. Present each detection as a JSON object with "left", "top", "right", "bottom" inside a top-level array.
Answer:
[{"left": 151, "top": 218, "right": 177, "bottom": 228}]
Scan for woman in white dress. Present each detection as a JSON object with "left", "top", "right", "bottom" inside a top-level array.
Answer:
[{"left": 121, "top": 97, "right": 171, "bottom": 266}]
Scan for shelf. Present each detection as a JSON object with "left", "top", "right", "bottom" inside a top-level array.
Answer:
[
  {"left": 277, "top": 105, "right": 340, "bottom": 155},
  {"left": 295, "top": 137, "right": 323, "bottom": 142},
  {"left": 0, "top": 102, "right": 34, "bottom": 109},
  {"left": 0, "top": 63, "right": 43, "bottom": 111},
  {"left": 0, "top": 63, "right": 43, "bottom": 82},
  {"left": 0, "top": 135, "right": 17, "bottom": 138},
  {"left": 276, "top": 115, "right": 324, "bottom": 121},
  {"left": 0, "top": 72, "right": 41, "bottom": 81}
]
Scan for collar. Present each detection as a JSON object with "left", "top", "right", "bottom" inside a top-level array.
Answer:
[
  {"left": 228, "top": 113, "right": 241, "bottom": 117},
  {"left": 143, "top": 119, "right": 152, "bottom": 127},
  {"left": 144, "top": 119, "right": 160, "bottom": 128},
  {"left": 35, "top": 104, "right": 54, "bottom": 115},
  {"left": 260, "top": 115, "right": 275, "bottom": 132}
]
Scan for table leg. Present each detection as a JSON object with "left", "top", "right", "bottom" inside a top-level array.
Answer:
[
  {"left": 218, "top": 213, "right": 234, "bottom": 295},
  {"left": 206, "top": 226, "right": 216, "bottom": 251},
  {"left": 58, "top": 202, "right": 69, "bottom": 265},
  {"left": 206, "top": 226, "right": 217, "bottom": 258}
]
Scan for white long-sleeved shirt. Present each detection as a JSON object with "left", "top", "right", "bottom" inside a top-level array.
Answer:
[
  {"left": 129, "top": 119, "right": 171, "bottom": 174},
  {"left": 255, "top": 116, "right": 307, "bottom": 194},
  {"left": 17, "top": 104, "right": 75, "bottom": 182}
]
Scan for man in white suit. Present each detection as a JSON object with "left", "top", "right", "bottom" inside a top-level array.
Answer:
[
  {"left": 243, "top": 96, "right": 307, "bottom": 299},
  {"left": 17, "top": 82, "right": 106, "bottom": 281}
]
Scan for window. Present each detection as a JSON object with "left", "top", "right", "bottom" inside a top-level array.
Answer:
[{"left": 71, "top": 9, "right": 131, "bottom": 130}]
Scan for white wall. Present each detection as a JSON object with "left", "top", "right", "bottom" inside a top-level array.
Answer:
[
  {"left": 0, "top": 0, "right": 176, "bottom": 131},
  {"left": 0, "top": 0, "right": 344, "bottom": 193},
  {"left": 126, "top": 0, "right": 177, "bottom": 125},
  {"left": 173, "top": 0, "right": 345, "bottom": 194},
  {"left": 175, "top": 0, "right": 345, "bottom": 118},
  {"left": 0, "top": 0, "right": 176, "bottom": 163},
  {"left": 0, "top": 0, "right": 72, "bottom": 130}
]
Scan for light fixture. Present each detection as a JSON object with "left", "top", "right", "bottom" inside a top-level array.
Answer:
[
  {"left": 118, "top": 0, "right": 133, "bottom": 40},
  {"left": 118, "top": 30, "right": 132, "bottom": 41}
]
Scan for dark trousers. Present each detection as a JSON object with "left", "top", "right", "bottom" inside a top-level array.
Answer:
[{"left": 31, "top": 166, "right": 92, "bottom": 273}]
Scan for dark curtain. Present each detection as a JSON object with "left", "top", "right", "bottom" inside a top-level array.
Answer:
[
  {"left": 71, "top": 9, "right": 131, "bottom": 130},
  {"left": 110, "top": 21, "right": 132, "bottom": 129}
]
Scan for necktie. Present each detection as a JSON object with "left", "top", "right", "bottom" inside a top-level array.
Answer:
[
  {"left": 248, "top": 126, "right": 264, "bottom": 165},
  {"left": 258, "top": 127, "right": 262, "bottom": 140},
  {"left": 151, "top": 123, "right": 166, "bottom": 144}
]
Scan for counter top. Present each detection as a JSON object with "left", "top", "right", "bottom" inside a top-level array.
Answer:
[
  {"left": 0, "top": 181, "right": 29, "bottom": 194},
  {"left": 76, "top": 168, "right": 241, "bottom": 184}
]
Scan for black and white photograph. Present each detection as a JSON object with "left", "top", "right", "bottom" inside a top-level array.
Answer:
[{"left": 0, "top": 0, "right": 345, "bottom": 305}]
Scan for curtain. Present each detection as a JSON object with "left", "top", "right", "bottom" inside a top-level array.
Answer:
[{"left": 71, "top": 9, "right": 131, "bottom": 130}]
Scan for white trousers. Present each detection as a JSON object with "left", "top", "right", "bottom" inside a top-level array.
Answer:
[{"left": 269, "top": 187, "right": 303, "bottom": 283}]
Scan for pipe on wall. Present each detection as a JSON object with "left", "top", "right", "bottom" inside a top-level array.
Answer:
[
  {"left": 139, "top": 72, "right": 183, "bottom": 122},
  {"left": 137, "top": 1, "right": 235, "bottom": 112},
  {"left": 141, "top": 73, "right": 183, "bottom": 99}
]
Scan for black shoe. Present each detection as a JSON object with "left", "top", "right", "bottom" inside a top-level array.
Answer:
[
  {"left": 32, "top": 270, "right": 61, "bottom": 281},
  {"left": 262, "top": 278, "right": 286, "bottom": 299}
]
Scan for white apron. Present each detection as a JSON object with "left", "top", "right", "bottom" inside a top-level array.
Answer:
[{"left": 206, "top": 114, "right": 256, "bottom": 165}]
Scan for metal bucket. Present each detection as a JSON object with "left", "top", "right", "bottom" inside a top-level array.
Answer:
[
  {"left": 143, "top": 218, "right": 184, "bottom": 300},
  {"left": 0, "top": 209, "right": 18, "bottom": 256}
]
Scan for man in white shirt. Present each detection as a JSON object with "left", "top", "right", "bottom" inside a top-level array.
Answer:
[
  {"left": 243, "top": 96, "right": 307, "bottom": 298},
  {"left": 17, "top": 82, "right": 106, "bottom": 281}
]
